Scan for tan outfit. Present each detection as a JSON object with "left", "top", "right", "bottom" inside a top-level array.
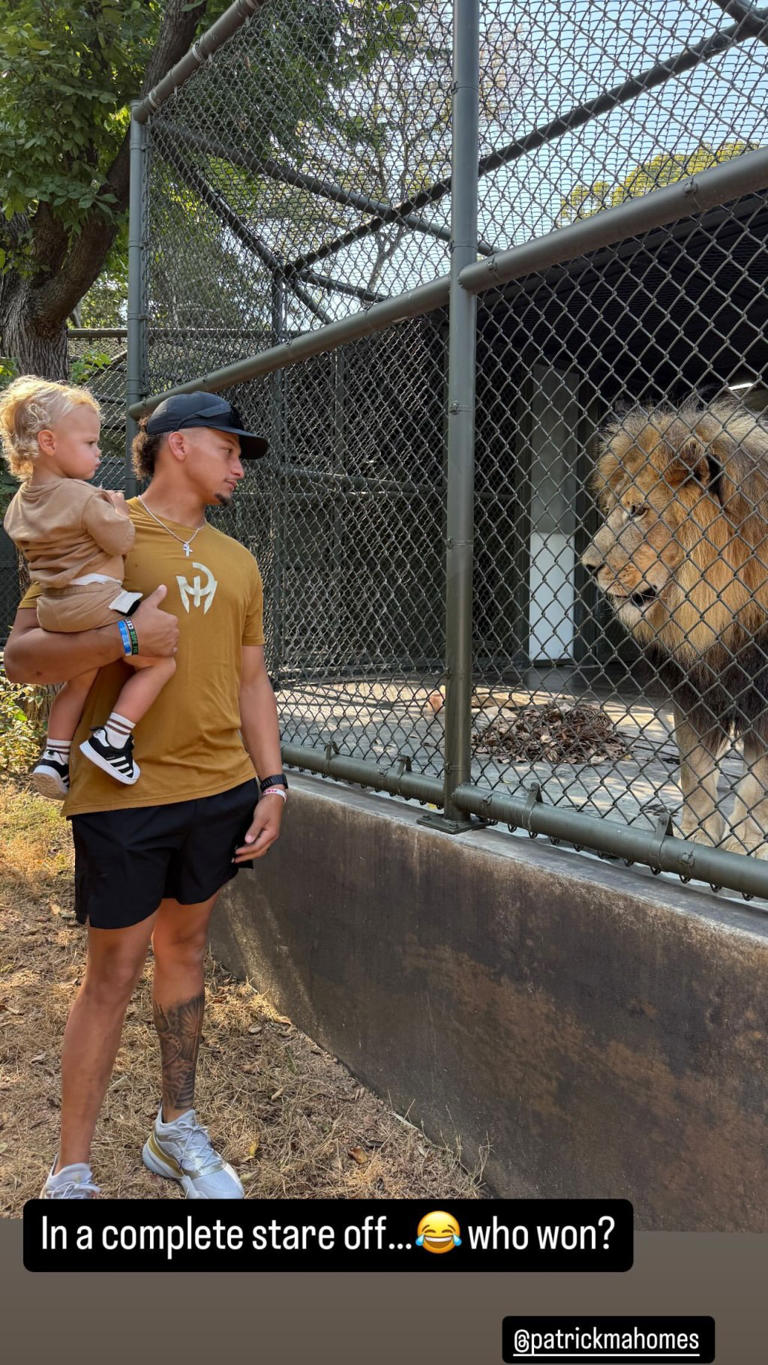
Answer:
[
  {"left": 4, "top": 477, "right": 138, "bottom": 631},
  {"left": 21, "top": 498, "right": 265, "bottom": 815}
]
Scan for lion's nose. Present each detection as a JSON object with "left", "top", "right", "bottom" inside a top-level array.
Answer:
[{"left": 581, "top": 544, "right": 604, "bottom": 576}]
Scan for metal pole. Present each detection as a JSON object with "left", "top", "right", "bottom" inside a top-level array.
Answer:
[
  {"left": 281, "top": 743, "right": 443, "bottom": 805},
  {"left": 130, "top": 139, "right": 768, "bottom": 422},
  {"left": 125, "top": 106, "right": 147, "bottom": 498},
  {"left": 162, "top": 121, "right": 471, "bottom": 253},
  {"left": 68, "top": 328, "right": 128, "bottom": 339},
  {"left": 132, "top": 0, "right": 266, "bottom": 123},
  {"left": 269, "top": 276, "right": 286, "bottom": 684},
  {"left": 172, "top": 154, "right": 332, "bottom": 324},
  {"left": 128, "top": 274, "right": 450, "bottom": 417},
  {"left": 709, "top": 0, "right": 768, "bottom": 44},
  {"left": 430, "top": 0, "right": 479, "bottom": 830},
  {"left": 277, "top": 739, "right": 768, "bottom": 899},
  {"left": 475, "top": 13, "right": 768, "bottom": 180},
  {"left": 277, "top": 12, "right": 764, "bottom": 279},
  {"left": 461, "top": 142, "right": 768, "bottom": 295},
  {"left": 450, "top": 784, "right": 768, "bottom": 901}
]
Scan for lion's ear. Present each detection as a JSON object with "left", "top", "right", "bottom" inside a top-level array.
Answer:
[
  {"left": 670, "top": 437, "right": 723, "bottom": 498},
  {"left": 677, "top": 436, "right": 710, "bottom": 483}
]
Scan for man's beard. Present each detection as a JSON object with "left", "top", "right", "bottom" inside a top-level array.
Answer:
[{"left": 212, "top": 489, "right": 233, "bottom": 507}]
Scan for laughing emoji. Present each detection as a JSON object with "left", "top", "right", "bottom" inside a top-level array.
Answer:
[{"left": 415, "top": 1210, "right": 462, "bottom": 1254}]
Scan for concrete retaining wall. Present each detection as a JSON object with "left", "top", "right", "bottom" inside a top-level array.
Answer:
[{"left": 212, "top": 777, "right": 768, "bottom": 1230}]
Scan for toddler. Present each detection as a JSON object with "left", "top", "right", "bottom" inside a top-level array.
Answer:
[{"left": 1, "top": 376, "right": 175, "bottom": 796}]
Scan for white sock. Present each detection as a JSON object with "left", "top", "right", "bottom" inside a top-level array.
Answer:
[
  {"left": 101, "top": 713, "right": 135, "bottom": 749},
  {"left": 42, "top": 740, "right": 71, "bottom": 760}
]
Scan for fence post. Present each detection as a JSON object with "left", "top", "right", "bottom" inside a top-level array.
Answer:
[
  {"left": 435, "top": 0, "right": 480, "bottom": 829},
  {"left": 125, "top": 105, "right": 148, "bottom": 497},
  {"left": 268, "top": 275, "right": 286, "bottom": 681}
]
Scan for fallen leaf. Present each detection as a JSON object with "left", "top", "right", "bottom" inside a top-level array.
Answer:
[
  {"left": 248, "top": 1025, "right": 262, "bottom": 1034},
  {"left": 270, "top": 1087, "right": 284, "bottom": 1102},
  {"left": 247, "top": 1136, "right": 260, "bottom": 1159},
  {"left": 348, "top": 1146, "right": 368, "bottom": 1166},
  {"left": 30, "top": 1053, "right": 46, "bottom": 1063}
]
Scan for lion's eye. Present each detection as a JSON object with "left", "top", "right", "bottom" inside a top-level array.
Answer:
[{"left": 625, "top": 504, "right": 645, "bottom": 520}]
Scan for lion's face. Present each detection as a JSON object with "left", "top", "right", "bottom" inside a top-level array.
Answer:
[
  {"left": 582, "top": 405, "right": 767, "bottom": 658},
  {"left": 583, "top": 465, "right": 705, "bottom": 635}
]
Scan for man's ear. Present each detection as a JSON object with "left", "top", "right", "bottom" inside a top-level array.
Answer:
[{"left": 165, "top": 430, "right": 188, "bottom": 463}]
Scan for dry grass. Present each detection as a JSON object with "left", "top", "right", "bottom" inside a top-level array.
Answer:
[{"left": 0, "top": 780, "right": 485, "bottom": 1210}]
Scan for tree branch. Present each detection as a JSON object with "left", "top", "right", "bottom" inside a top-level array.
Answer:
[{"left": 32, "top": 0, "right": 211, "bottom": 331}]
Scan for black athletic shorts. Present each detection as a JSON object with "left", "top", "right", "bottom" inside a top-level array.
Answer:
[{"left": 71, "top": 779, "right": 259, "bottom": 930}]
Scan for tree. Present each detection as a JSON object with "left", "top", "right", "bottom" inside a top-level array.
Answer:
[
  {"left": 0, "top": 0, "right": 425, "bottom": 365},
  {"left": 322, "top": 0, "right": 524, "bottom": 292},
  {"left": 556, "top": 142, "right": 759, "bottom": 229},
  {"left": 0, "top": 0, "right": 239, "bottom": 378}
]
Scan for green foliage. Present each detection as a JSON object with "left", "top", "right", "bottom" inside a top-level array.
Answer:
[
  {"left": 0, "top": 1, "right": 152, "bottom": 250},
  {"left": 0, "top": 672, "right": 46, "bottom": 776},
  {"left": 79, "top": 233, "right": 129, "bottom": 327},
  {"left": 69, "top": 346, "right": 114, "bottom": 385},
  {"left": 556, "top": 142, "right": 759, "bottom": 227},
  {"left": 0, "top": 0, "right": 232, "bottom": 298},
  {"left": 1, "top": 0, "right": 421, "bottom": 330}
]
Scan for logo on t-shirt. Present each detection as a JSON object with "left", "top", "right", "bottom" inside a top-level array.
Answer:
[{"left": 176, "top": 561, "right": 218, "bottom": 614}]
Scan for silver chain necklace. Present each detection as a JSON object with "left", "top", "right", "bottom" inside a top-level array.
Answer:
[{"left": 138, "top": 496, "right": 207, "bottom": 557}]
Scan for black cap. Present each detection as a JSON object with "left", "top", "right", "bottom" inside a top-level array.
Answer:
[{"left": 145, "top": 392, "right": 268, "bottom": 458}]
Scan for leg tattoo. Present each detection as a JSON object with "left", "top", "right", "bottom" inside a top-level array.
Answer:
[{"left": 153, "top": 991, "right": 205, "bottom": 1115}]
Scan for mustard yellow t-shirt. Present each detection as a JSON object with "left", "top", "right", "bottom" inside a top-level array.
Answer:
[{"left": 21, "top": 498, "right": 265, "bottom": 815}]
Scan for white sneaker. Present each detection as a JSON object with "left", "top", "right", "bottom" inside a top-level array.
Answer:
[
  {"left": 31, "top": 751, "right": 70, "bottom": 800},
  {"left": 41, "top": 1161, "right": 100, "bottom": 1198},
  {"left": 142, "top": 1107, "right": 244, "bottom": 1199},
  {"left": 79, "top": 728, "right": 140, "bottom": 785}
]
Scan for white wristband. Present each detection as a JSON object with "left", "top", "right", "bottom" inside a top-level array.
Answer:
[{"left": 261, "top": 787, "right": 287, "bottom": 801}]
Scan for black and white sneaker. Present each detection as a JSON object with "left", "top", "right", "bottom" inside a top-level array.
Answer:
[
  {"left": 79, "top": 728, "right": 140, "bottom": 785},
  {"left": 31, "top": 752, "right": 70, "bottom": 800}
]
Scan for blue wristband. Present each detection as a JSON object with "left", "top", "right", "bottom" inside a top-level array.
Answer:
[{"left": 117, "top": 619, "right": 132, "bottom": 656}]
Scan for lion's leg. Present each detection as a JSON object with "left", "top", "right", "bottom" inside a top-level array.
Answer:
[
  {"left": 673, "top": 707, "right": 727, "bottom": 846},
  {"left": 723, "top": 732, "right": 768, "bottom": 858}
]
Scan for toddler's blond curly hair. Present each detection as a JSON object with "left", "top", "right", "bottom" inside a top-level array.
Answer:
[{"left": 0, "top": 375, "right": 100, "bottom": 478}]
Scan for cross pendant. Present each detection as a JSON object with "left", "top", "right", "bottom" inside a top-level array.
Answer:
[{"left": 183, "top": 543, "right": 191, "bottom": 556}]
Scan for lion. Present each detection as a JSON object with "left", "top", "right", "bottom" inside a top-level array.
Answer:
[{"left": 581, "top": 400, "right": 768, "bottom": 856}]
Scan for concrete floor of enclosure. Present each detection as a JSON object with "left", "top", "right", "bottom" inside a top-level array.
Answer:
[{"left": 276, "top": 671, "right": 747, "bottom": 836}]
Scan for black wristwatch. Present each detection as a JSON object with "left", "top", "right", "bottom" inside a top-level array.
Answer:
[{"left": 259, "top": 773, "right": 288, "bottom": 793}]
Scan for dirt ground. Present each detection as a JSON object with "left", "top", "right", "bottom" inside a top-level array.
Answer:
[{"left": 0, "top": 780, "right": 485, "bottom": 1210}]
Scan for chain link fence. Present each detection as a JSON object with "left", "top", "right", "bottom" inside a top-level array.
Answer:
[{"left": 128, "top": 0, "right": 768, "bottom": 896}]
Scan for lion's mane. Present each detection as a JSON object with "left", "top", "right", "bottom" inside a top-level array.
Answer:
[{"left": 593, "top": 400, "right": 768, "bottom": 736}]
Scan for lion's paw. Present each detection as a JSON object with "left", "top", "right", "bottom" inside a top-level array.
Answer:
[{"left": 721, "top": 834, "right": 768, "bottom": 860}]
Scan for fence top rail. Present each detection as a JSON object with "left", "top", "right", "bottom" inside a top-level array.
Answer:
[
  {"left": 129, "top": 142, "right": 768, "bottom": 418},
  {"left": 68, "top": 328, "right": 128, "bottom": 339},
  {"left": 128, "top": 275, "right": 450, "bottom": 417},
  {"left": 132, "top": 0, "right": 265, "bottom": 124}
]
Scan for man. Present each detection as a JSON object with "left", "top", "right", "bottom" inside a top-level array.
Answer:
[{"left": 4, "top": 391, "right": 286, "bottom": 1200}]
